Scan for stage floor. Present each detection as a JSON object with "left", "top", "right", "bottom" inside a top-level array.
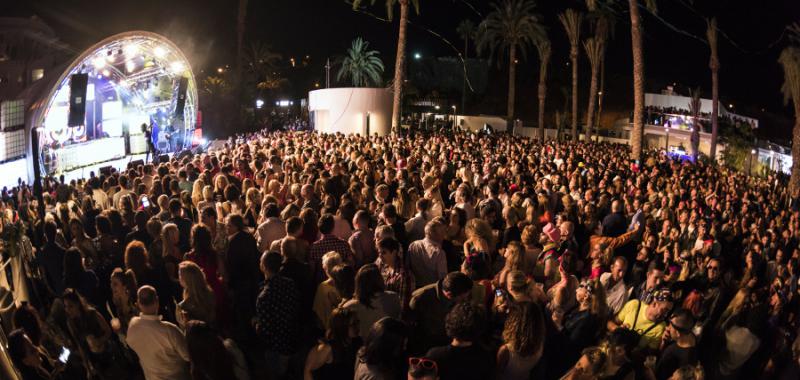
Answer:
[{"left": 61, "top": 153, "right": 156, "bottom": 183}]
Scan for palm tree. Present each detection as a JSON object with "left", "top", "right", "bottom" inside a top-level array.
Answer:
[
  {"left": 337, "top": 38, "right": 385, "bottom": 87},
  {"left": 457, "top": 19, "right": 477, "bottom": 112},
  {"left": 476, "top": 0, "right": 545, "bottom": 131},
  {"left": 628, "top": 0, "right": 657, "bottom": 161},
  {"left": 236, "top": 0, "right": 249, "bottom": 82},
  {"left": 779, "top": 46, "right": 800, "bottom": 192},
  {"left": 535, "top": 36, "right": 551, "bottom": 141},
  {"left": 583, "top": 37, "right": 601, "bottom": 143},
  {"left": 586, "top": 0, "right": 615, "bottom": 140},
  {"left": 688, "top": 88, "right": 702, "bottom": 162},
  {"left": 559, "top": 9, "right": 583, "bottom": 141},
  {"left": 352, "top": 0, "right": 421, "bottom": 132},
  {"left": 707, "top": 18, "right": 720, "bottom": 161},
  {"left": 245, "top": 42, "right": 285, "bottom": 90}
]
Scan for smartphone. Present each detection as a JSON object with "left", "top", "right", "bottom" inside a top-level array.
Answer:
[
  {"left": 495, "top": 288, "right": 506, "bottom": 299},
  {"left": 141, "top": 196, "right": 151, "bottom": 208},
  {"left": 58, "top": 347, "right": 71, "bottom": 364}
]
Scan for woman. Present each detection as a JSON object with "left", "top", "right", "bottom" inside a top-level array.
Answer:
[
  {"left": 196, "top": 185, "right": 215, "bottom": 218},
  {"left": 7, "top": 329, "right": 60, "bottom": 380},
  {"left": 69, "top": 218, "right": 99, "bottom": 269},
  {"left": 300, "top": 208, "right": 320, "bottom": 245},
  {"left": 446, "top": 207, "right": 468, "bottom": 247},
  {"left": 191, "top": 179, "right": 206, "bottom": 208},
  {"left": 185, "top": 320, "right": 249, "bottom": 380},
  {"left": 63, "top": 247, "right": 100, "bottom": 305},
  {"left": 496, "top": 302, "right": 546, "bottom": 380},
  {"left": 494, "top": 241, "right": 532, "bottom": 290},
  {"left": 375, "top": 237, "right": 415, "bottom": 318},
  {"left": 342, "top": 264, "right": 401, "bottom": 338},
  {"left": 185, "top": 224, "right": 227, "bottom": 324},
  {"left": 62, "top": 289, "right": 120, "bottom": 379},
  {"left": 313, "top": 252, "right": 344, "bottom": 330},
  {"left": 464, "top": 218, "right": 493, "bottom": 258},
  {"left": 109, "top": 268, "right": 138, "bottom": 342},
  {"left": 354, "top": 317, "right": 408, "bottom": 380},
  {"left": 243, "top": 187, "right": 261, "bottom": 228},
  {"left": 561, "top": 280, "right": 608, "bottom": 367},
  {"left": 561, "top": 347, "right": 607, "bottom": 380},
  {"left": 124, "top": 241, "right": 157, "bottom": 288},
  {"left": 161, "top": 223, "right": 182, "bottom": 283},
  {"left": 599, "top": 328, "right": 642, "bottom": 380},
  {"left": 200, "top": 206, "right": 229, "bottom": 258},
  {"left": 177, "top": 261, "right": 217, "bottom": 327},
  {"left": 304, "top": 308, "right": 364, "bottom": 379}
]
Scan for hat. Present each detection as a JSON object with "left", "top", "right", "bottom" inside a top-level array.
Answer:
[{"left": 543, "top": 223, "right": 561, "bottom": 243}]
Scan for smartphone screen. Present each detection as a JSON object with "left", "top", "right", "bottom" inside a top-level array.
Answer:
[
  {"left": 141, "top": 196, "right": 151, "bottom": 208},
  {"left": 58, "top": 347, "right": 70, "bottom": 363}
]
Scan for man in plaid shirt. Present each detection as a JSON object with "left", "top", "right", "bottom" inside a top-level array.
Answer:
[{"left": 309, "top": 213, "right": 354, "bottom": 285}]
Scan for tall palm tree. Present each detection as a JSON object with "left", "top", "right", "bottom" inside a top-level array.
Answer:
[
  {"left": 245, "top": 42, "right": 285, "bottom": 90},
  {"left": 476, "top": 0, "right": 545, "bottom": 131},
  {"left": 236, "top": 0, "right": 249, "bottom": 81},
  {"left": 586, "top": 0, "right": 615, "bottom": 140},
  {"left": 535, "top": 36, "right": 551, "bottom": 141},
  {"left": 337, "top": 38, "right": 385, "bottom": 87},
  {"left": 628, "top": 0, "right": 657, "bottom": 161},
  {"left": 457, "top": 19, "right": 477, "bottom": 112},
  {"left": 583, "top": 37, "right": 601, "bottom": 143},
  {"left": 688, "top": 87, "right": 702, "bottom": 162},
  {"left": 779, "top": 46, "right": 800, "bottom": 192},
  {"left": 559, "top": 9, "right": 583, "bottom": 141},
  {"left": 353, "top": 0, "right": 421, "bottom": 132},
  {"left": 707, "top": 18, "right": 720, "bottom": 161}
]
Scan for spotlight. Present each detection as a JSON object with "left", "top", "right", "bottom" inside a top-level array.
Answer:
[
  {"left": 93, "top": 56, "right": 106, "bottom": 69},
  {"left": 124, "top": 44, "right": 139, "bottom": 56},
  {"left": 126, "top": 61, "right": 136, "bottom": 73},
  {"left": 101, "top": 69, "right": 110, "bottom": 77},
  {"left": 170, "top": 61, "right": 185, "bottom": 73},
  {"left": 256, "top": 99, "right": 264, "bottom": 109},
  {"left": 154, "top": 46, "right": 167, "bottom": 58}
]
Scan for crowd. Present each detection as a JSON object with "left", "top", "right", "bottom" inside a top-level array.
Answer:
[{"left": 1, "top": 128, "right": 800, "bottom": 380}]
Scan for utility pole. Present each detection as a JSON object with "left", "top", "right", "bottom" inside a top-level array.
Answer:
[{"left": 325, "top": 58, "right": 331, "bottom": 88}]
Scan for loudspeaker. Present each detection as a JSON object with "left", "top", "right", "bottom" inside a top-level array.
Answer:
[
  {"left": 159, "top": 154, "right": 170, "bottom": 164},
  {"left": 68, "top": 73, "right": 89, "bottom": 127},
  {"left": 128, "top": 159, "right": 144, "bottom": 170},
  {"left": 99, "top": 166, "right": 113, "bottom": 176},
  {"left": 174, "top": 77, "right": 188, "bottom": 118}
]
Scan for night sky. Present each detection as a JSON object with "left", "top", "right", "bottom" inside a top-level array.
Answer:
[{"left": 4, "top": 0, "right": 799, "bottom": 141}]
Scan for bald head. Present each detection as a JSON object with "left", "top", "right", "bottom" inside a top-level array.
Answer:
[{"left": 137, "top": 285, "right": 159, "bottom": 315}]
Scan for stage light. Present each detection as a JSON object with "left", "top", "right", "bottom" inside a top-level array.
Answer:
[
  {"left": 435, "top": 105, "right": 440, "bottom": 110},
  {"left": 124, "top": 44, "right": 139, "bottom": 57},
  {"left": 154, "top": 46, "right": 167, "bottom": 58},
  {"left": 170, "top": 61, "right": 185, "bottom": 73},
  {"left": 126, "top": 61, "right": 136, "bottom": 73},
  {"left": 93, "top": 56, "right": 106, "bottom": 69},
  {"left": 101, "top": 69, "right": 110, "bottom": 77},
  {"left": 256, "top": 99, "right": 264, "bottom": 109},
  {"left": 217, "top": 67, "right": 224, "bottom": 73},
  {"left": 414, "top": 53, "right": 421, "bottom": 60}
]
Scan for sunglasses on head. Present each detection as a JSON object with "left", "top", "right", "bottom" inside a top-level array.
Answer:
[{"left": 409, "top": 357, "right": 438, "bottom": 372}]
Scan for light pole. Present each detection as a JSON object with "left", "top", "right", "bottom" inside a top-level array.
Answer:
[
  {"left": 664, "top": 121, "right": 671, "bottom": 155},
  {"left": 749, "top": 149, "right": 756, "bottom": 176},
  {"left": 451, "top": 105, "right": 457, "bottom": 129}
]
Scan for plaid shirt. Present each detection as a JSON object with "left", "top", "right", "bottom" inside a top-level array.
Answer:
[
  {"left": 376, "top": 258, "right": 415, "bottom": 320},
  {"left": 309, "top": 234, "right": 353, "bottom": 284}
]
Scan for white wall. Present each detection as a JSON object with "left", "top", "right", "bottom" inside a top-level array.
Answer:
[
  {"left": 454, "top": 115, "right": 507, "bottom": 132},
  {"left": 308, "top": 88, "right": 393, "bottom": 136}
]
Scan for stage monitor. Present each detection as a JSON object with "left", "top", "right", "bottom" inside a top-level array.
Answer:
[{"left": 68, "top": 73, "right": 89, "bottom": 127}]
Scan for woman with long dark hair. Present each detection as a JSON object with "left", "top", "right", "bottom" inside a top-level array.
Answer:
[
  {"left": 186, "top": 224, "right": 227, "bottom": 325},
  {"left": 185, "top": 320, "right": 248, "bottom": 380},
  {"left": 63, "top": 247, "right": 100, "bottom": 306},
  {"left": 496, "top": 302, "right": 546, "bottom": 380},
  {"left": 354, "top": 317, "right": 408, "bottom": 380},
  {"left": 342, "top": 264, "right": 401, "bottom": 338},
  {"left": 304, "top": 307, "right": 364, "bottom": 379}
]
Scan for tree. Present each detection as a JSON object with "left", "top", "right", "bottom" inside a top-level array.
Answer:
[
  {"left": 583, "top": 37, "right": 601, "bottom": 143},
  {"left": 628, "top": 0, "right": 657, "bottom": 162},
  {"left": 779, "top": 45, "right": 800, "bottom": 193},
  {"left": 535, "top": 36, "right": 551, "bottom": 141},
  {"left": 707, "top": 17, "right": 720, "bottom": 160},
  {"left": 688, "top": 87, "right": 702, "bottom": 162},
  {"left": 586, "top": 0, "right": 616, "bottom": 140},
  {"left": 244, "top": 42, "right": 285, "bottom": 90},
  {"left": 457, "top": 19, "right": 477, "bottom": 113},
  {"left": 476, "top": 0, "right": 545, "bottom": 131},
  {"left": 337, "top": 38, "right": 385, "bottom": 87},
  {"left": 352, "top": 0, "right": 421, "bottom": 132},
  {"left": 559, "top": 9, "right": 583, "bottom": 140}
]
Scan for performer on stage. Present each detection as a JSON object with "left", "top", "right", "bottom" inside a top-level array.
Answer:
[{"left": 142, "top": 123, "right": 157, "bottom": 163}]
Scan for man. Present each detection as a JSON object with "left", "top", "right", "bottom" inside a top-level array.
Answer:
[
  {"left": 142, "top": 123, "right": 157, "bottom": 163},
  {"left": 256, "top": 202, "right": 285, "bottom": 252},
  {"left": 38, "top": 221, "right": 66, "bottom": 295},
  {"left": 656, "top": 309, "right": 698, "bottom": 380},
  {"left": 90, "top": 177, "right": 110, "bottom": 210},
  {"left": 279, "top": 238, "right": 313, "bottom": 324},
  {"left": 600, "top": 256, "right": 631, "bottom": 315},
  {"left": 602, "top": 200, "right": 627, "bottom": 237},
  {"left": 127, "top": 286, "right": 190, "bottom": 380},
  {"left": 349, "top": 210, "right": 376, "bottom": 268},
  {"left": 269, "top": 216, "right": 308, "bottom": 258},
  {"left": 607, "top": 288, "right": 674, "bottom": 351},
  {"left": 301, "top": 184, "right": 321, "bottom": 212},
  {"left": 226, "top": 214, "right": 261, "bottom": 341},
  {"left": 112, "top": 175, "right": 133, "bottom": 210},
  {"left": 125, "top": 210, "right": 153, "bottom": 247},
  {"left": 633, "top": 261, "right": 666, "bottom": 305},
  {"left": 168, "top": 198, "right": 192, "bottom": 252},
  {"left": 255, "top": 250, "right": 299, "bottom": 379},
  {"left": 425, "top": 302, "right": 493, "bottom": 380},
  {"left": 309, "top": 214, "right": 354, "bottom": 285},
  {"left": 380, "top": 204, "right": 408, "bottom": 248},
  {"left": 409, "top": 271, "right": 474, "bottom": 352},
  {"left": 405, "top": 198, "right": 432, "bottom": 243},
  {"left": 407, "top": 218, "right": 448, "bottom": 287},
  {"left": 155, "top": 195, "right": 171, "bottom": 222}
]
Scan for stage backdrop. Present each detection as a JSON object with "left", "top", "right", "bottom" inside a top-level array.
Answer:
[{"left": 308, "top": 88, "right": 392, "bottom": 136}]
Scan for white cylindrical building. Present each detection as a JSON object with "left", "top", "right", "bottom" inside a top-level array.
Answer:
[{"left": 308, "top": 87, "right": 392, "bottom": 136}]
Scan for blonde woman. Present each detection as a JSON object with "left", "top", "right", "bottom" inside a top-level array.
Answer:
[
  {"left": 422, "top": 175, "right": 444, "bottom": 218},
  {"left": 161, "top": 223, "right": 182, "bottom": 284},
  {"left": 213, "top": 174, "right": 229, "bottom": 201},
  {"left": 196, "top": 185, "right": 215, "bottom": 218},
  {"left": 191, "top": 179, "right": 205, "bottom": 207},
  {"left": 464, "top": 218, "right": 495, "bottom": 263},
  {"left": 176, "top": 261, "right": 216, "bottom": 328},
  {"left": 494, "top": 242, "right": 531, "bottom": 290}
]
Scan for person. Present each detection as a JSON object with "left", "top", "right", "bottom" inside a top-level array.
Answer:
[
  {"left": 185, "top": 224, "right": 226, "bottom": 320},
  {"left": 561, "top": 280, "right": 608, "bottom": 365},
  {"left": 632, "top": 261, "right": 666, "bottom": 305},
  {"left": 142, "top": 123, "right": 157, "bottom": 163},
  {"left": 425, "top": 302, "right": 493, "bottom": 380},
  {"left": 496, "top": 302, "right": 545, "bottom": 380},
  {"left": 176, "top": 261, "right": 216, "bottom": 327},
  {"left": 255, "top": 250, "right": 300, "bottom": 379},
  {"left": 350, "top": 210, "right": 377, "bottom": 268},
  {"left": 407, "top": 218, "right": 448, "bottom": 288},
  {"left": 38, "top": 220, "right": 66, "bottom": 296},
  {"left": 600, "top": 328, "right": 643, "bottom": 380},
  {"left": 62, "top": 288, "right": 119, "bottom": 379},
  {"left": 600, "top": 256, "right": 631, "bottom": 315},
  {"left": 309, "top": 213, "right": 354, "bottom": 285},
  {"left": 405, "top": 198, "right": 431, "bottom": 243},
  {"left": 312, "top": 251, "right": 344, "bottom": 330},
  {"left": 562, "top": 347, "right": 607, "bottom": 380},
  {"left": 607, "top": 288, "right": 674, "bottom": 351},
  {"left": 127, "top": 285, "right": 191, "bottom": 380},
  {"left": 225, "top": 213, "right": 261, "bottom": 340},
  {"left": 656, "top": 309, "right": 698, "bottom": 380},
  {"left": 7, "top": 329, "right": 61, "bottom": 380},
  {"left": 376, "top": 237, "right": 415, "bottom": 317},
  {"left": 257, "top": 202, "right": 285, "bottom": 253},
  {"left": 342, "top": 263, "right": 402, "bottom": 338},
  {"left": 602, "top": 200, "right": 627, "bottom": 238},
  {"left": 409, "top": 271, "right": 474, "bottom": 353},
  {"left": 168, "top": 198, "right": 193, "bottom": 252},
  {"left": 279, "top": 237, "right": 314, "bottom": 325},
  {"left": 109, "top": 268, "right": 138, "bottom": 343},
  {"left": 62, "top": 248, "right": 100, "bottom": 308},
  {"left": 407, "top": 357, "right": 439, "bottom": 380},
  {"left": 185, "top": 320, "right": 249, "bottom": 380},
  {"left": 303, "top": 307, "right": 363, "bottom": 380},
  {"left": 354, "top": 317, "right": 408, "bottom": 380}
]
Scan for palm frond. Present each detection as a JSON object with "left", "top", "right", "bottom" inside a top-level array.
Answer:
[
  {"left": 476, "top": 0, "right": 545, "bottom": 65},
  {"left": 338, "top": 37, "right": 385, "bottom": 87},
  {"left": 779, "top": 46, "right": 800, "bottom": 108}
]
